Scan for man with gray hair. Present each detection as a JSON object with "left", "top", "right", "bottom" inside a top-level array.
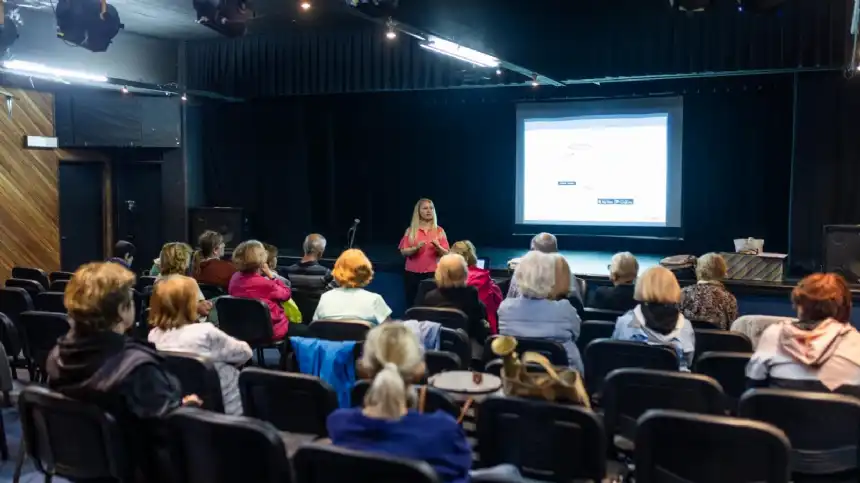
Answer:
[
  {"left": 507, "top": 232, "right": 584, "bottom": 304},
  {"left": 284, "top": 233, "right": 333, "bottom": 283}
]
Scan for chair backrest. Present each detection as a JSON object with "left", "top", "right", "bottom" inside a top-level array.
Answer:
[
  {"left": 0, "top": 287, "right": 33, "bottom": 329},
  {"left": 690, "top": 319, "right": 720, "bottom": 330},
  {"left": 603, "top": 368, "right": 726, "bottom": 443},
  {"left": 308, "top": 319, "right": 372, "bottom": 341},
  {"left": 693, "top": 329, "right": 752, "bottom": 360},
  {"left": 477, "top": 395, "right": 606, "bottom": 482},
  {"left": 290, "top": 287, "right": 325, "bottom": 323},
  {"left": 583, "top": 339, "right": 679, "bottom": 399},
  {"left": 415, "top": 279, "right": 437, "bottom": 305},
  {"left": 6, "top": 278, "right": 44, "bottom": 296},
  {"left": 49, "top": 280, "right": 70, "bottom": 293},
  {"left": 582, "top": 307, "right": 625, "bottom": 322},
  {"left": 18, "top": 386, "right": 131, "bottom": 481},
  {"left": 215, "top": 296, "right": 275, "bottom": 347},
  {"left": 695, "top": 351, "right": 752, "bottom": 406},
  {"left": 168, "top": 407, "right": 292, "bottom": 483},
  {"left": 439, "top": 327, "right": 470, "bottom": 369},
  {"left": 239, "top": 367, "right": 338, "bottom": 436},
  {"left": 635, "top": 409, "right": 791, "bottom": 483},
  {"left": 294, "top": 443, "right": 440, "bottom": 483},
  {"left": 0, "top": 312, "right": 21, "bottom": 365},
  {"left": 351, "top": 380, "right": 460, "bottom": 419},
  {"left": 34, "top": 292, "right": 67, "bottom": 314},
  {"left": 160, "top": 351, "right": 225, "bottom": 413},
  {"left": 21, "top": 311, "right": 70, "bottom": 368},
  {"left": 739, "top": 388, "right": 860, "bottom": 476},
  {"left": 136, "top": 275, "right": 157, "bottom": 292},
  {"left": 12, "top": 267, "right": 50, "bottom": 290},
  {"left": 286, "top": 273, "right": 329, "bottom": 291},
  {"left": 198, "top": 283, "right": 225, "bottom": 301},
  {"left": 577, "top": 321, "right": 616, "bottom": 353},
  {"left": 404, "top": 306, "right": 468, "bottom": 332},
  {"left": 49, "top": 271, "right": 74, "bottom": 283},
  {"left": 425, "top": 350, "right": 460, "bottom": 377},
  {"left": 483, "top": 335, "right": 568, "bottom": 366}
]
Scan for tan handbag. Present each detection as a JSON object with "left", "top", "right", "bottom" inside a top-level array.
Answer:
[{"left": 491, "top": 336, "right": 591, "bottom": 409}]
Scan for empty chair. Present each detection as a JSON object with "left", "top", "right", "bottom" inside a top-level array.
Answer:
[
  {"left": 477, "top": 396, "right": 606, "bottom": 482},
  {"left": 5, "top": 278, "right": 44, "bottom": 296},
  {"left": 160, "top": 351, "right": 225, "bottom": 413},
  {"left": 49, "top": 279, "right": 69, "bottom": 293},
  {"left": 405, "top": 307, "right": 468, "bottom": 332},
  {"left": 439, "top": 327, "right": 470, "bottom": 369},
  {"left": 34, "top": 291, "right": 67, "bottom": 314},
  {"left": 577, "top": 321, "right": 616, "bottom": 353},
  {"left": 483, "top": 335, "right": 568, "bottom": 367},
  {"left": 582, "top": 307, "right": 625, "bottom": 322},
  {"left": 739, "top": 388, "right": 860, "bottom": 478},
  {"left": 602, "top": 368, "right": 726, "bottom": 451},
  {"left": 239, "top": 367, "right": 338, "bottom": 436},
  {"left": 49, "top": 271, "right": 74, "bottom": 283},
  {"left": 351, "top": 380, "right": 460, "bottom": 419},
  {"left": 425, "top": 350, "right": 460, "bottom": 377},
  {"left": 216, "top": 296, "right": 283, "bottom": 366},
  {"left": 21, "top": 311, "right": 70, "bottom": 382},
  {"left": 635, "top": 409, "right": 790, "bottom": 483},
  {"left": 695, "top": 351, "right": 752, "bottom": 410},
  {"left": 308, "top": 319, "right": 372, "bottom": 341},
  {"left": 168, "top": 407, "right": 292, "bottom": 483},
  {"left": 0, "top": 287, "right": 33, "bottom": 324},
  {"left": 583, "top": 339, "right": 678, "bottom": 400},
  {"left": 694, "top": 329, "right": 752, "bottom": 360},
  {"left": 294, "top": 443, "right": 439, "bottom": 483},
  {"left": 198, "top": 283, "right": 225, "bottom": 301},
  {"left": 415, "top": 278, "right": 437, "bottom": 306},
  {"left": 0, "top": 312, "right": 22, "bottom": 379},
  {"left": 288, "top": 285, "right": 325, "bottom": 323},
  {"left": 12, "top": 267, "right": 50, "bottom": 291}
]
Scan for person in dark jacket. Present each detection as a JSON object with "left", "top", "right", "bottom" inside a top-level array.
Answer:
[
  {"left": 592, "top": 251, "right": 639, "bottom": 313},
  {"left": 107, "top": 240, "right": 136, "bottom": 269},
  {"left": 191, "top": 230, "right": 236, "bottom": 289},
  {"left": 419, "top": 254, "right": 490, "bottom": 346}
]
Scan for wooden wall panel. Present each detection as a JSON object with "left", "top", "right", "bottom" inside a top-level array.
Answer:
[{"left": 0, "top": 89, "right": 59, "bottom": 282}]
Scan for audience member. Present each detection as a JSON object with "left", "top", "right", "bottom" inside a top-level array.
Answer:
[
  {"left": 192, "top": 230, "right": 236, "bottom": 289},
  {"left": 449, "top": 240, "right": 503, "bottom": 333},
  {"left": 399, "top": 198, "right": 449, "bottom": 308},
  {"left": 612, "top": 266, "right": 695, "bottom": 371},
  {"left": 420, "top": 253, "right": 491, "bottom": 346},
  {"left": 313, "top": 249, "right": 391, "bottom": 325},
  {"left": 147, "top": 275, "right": 253, "bottom": 415},
  {"left": 157, "top": 242, "right": 210, "bottom": 318},
  {"left": 107, "top": 240, "right": 136, "bottom": 269},
  {"left": 747, "top": 273, "right": 860, "bottom": 396},
  {"left": 262, "top": 243, "right": 291, "bottom": 287},
  {"left": 283, "top": 233, "right": 333, "bottom": 280},
  {"left": 680, "top": 252, "right": 738, "bottom": 329},
  {"left": 498, "top": 251, "right": 583, "bottom": 371},
  {"left": 46, "top": 262, "right": 197, "bottom": 482},
  {"left": 229, "top": 240, "right": 293, "bottom": 340},
  {"left": 592, "top": 251, "right": 638, "bottom": 313},
  {"left": 506, "top": 233, "right": 584, "bottom": 304}
]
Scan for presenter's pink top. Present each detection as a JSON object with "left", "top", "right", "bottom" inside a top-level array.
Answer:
[{"left": 398, "top": 226, "right": 449, "bottom": 274}]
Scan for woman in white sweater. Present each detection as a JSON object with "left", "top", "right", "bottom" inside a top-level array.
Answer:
[{"left": 148, "top": 275, "right": 252, "bottom": 415}]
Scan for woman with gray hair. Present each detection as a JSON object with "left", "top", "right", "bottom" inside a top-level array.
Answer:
[
  {"left": 592, "top": 251, "right": 639, "bottom": 312},
  {"left": 680, "top": 252, "right": 738, "bottom": 329},
  {"left": 497, "top": 251, "right": 583, "bottom": 371}
]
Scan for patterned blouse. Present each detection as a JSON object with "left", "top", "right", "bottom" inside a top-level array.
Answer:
[{"left": 680, "top": 282, "right": 739, "bottom": 330}]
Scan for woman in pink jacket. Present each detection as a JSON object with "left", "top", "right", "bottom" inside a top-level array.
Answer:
[
  {"left": 450, "top": 240, "right": 502, "bottom": 334},
  {"left": 228, "top": 240, "right": 292, "bottom": 340}
]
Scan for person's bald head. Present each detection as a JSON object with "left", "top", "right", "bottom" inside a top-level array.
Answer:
[
  {"left": 530, "top": 233, "right": 558, "bottom": 253},
  {"left": 435, "top": 254, "right": 468, "bottom": 288},
  {"left": 302, "top": 233, "right": 327, "bottom": 258}
]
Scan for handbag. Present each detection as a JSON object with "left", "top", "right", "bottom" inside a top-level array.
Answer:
[{"left": 660, "top": 254, "right": 697, "bottom": 281}]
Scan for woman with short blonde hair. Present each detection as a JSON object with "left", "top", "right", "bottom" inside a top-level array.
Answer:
[
  {"left": 232, "top": 240, "right": 269, "bottom": 273},
  {"left": 592, "top": 252, "right": 639, "bottom": 312},
  {"left": 148, "top": 275, "right": 252, "bottom": 415},
  {"left": 159, "top": 242, "right": 193, "bottom": 276},
  {"left": 314, "top": 249, "right": 392, "bottom": 325},
  {"left": 680, "top": 252, "right": 738, "bottom": 329},
  {"left": 228, "top": 239, "right": 293, "bottom": 340},
  {"left": 635, "top": 265, "right": 682, "bottom": 304},
  {"left": 421, "top": 254, "right": 490, "bottom": 347}
]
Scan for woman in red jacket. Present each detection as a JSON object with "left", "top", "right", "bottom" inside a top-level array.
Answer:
[
  {"left": 228, "top": 240, "right": 292, "bottom": 340},
  {"left": 450, "top": 240, "right": 502, "bottom": 334}
]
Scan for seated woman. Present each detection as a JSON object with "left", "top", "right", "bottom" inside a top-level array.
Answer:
[
  {"left": 449, "top": 240, "right": 503, "bottom": 334},
  {"left": 229, "top": 240, "right": 293, "bottom": 340},
  {"left": 263, "top": 243, "right": 291, "bottom": 287},
  {"left": 592, "top": 251, "right": 638, "bottom": 313},
  {"left": 46, "top": 262, "right": 197, "bottom": 482},
  {"left": 192, "top": 230, "right": 236, "bottom": 289},
  {"left": 420, "top": 253, "right": 490, "bottom": 345},
  {"left": 680, "top": 252, "right": 738, "bottom": 329},
  {"left": 313, "top": 249, "right": 392, "bottom": 325},
  {"left": 158, "top": 242, "right": 211, "bottom": 318},
  {"left": 612, "top": 266, "right": 695, "bottom": 371},
  {"left": 148, "top": 275, "right": 253, "bottom": 415},
  {"left": 747, "top": 273, "right": 860, "bottom": 396},
  {"left": 498, "top": 251, "right": 584, "bottom": 372}
]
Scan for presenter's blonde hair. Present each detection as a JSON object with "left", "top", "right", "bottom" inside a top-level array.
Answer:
[{"left": 406, "top": 198, "right": 438, "bottom": 244}]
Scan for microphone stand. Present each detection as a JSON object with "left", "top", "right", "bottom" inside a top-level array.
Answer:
[{"left": 348, "top": 225, "right": 358, "bottom": 249}]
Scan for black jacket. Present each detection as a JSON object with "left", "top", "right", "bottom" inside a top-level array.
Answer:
[
  {"left": 420, "top": 286, "right": 490, "bottom": 343},
  {"left": 591, "top": 283, "right": 637, "bottom": 313}
]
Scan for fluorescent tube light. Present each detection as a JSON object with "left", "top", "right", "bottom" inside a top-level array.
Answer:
[
  {"left": 2, "top": 60, "right": 108, "bottom": 82},
  {"left": 419, "top": 36, "right": 499, "bottom": 68}
]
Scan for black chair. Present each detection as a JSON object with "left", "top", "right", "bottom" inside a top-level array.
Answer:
[
  {"left": 34, "top": 291, "right": 67, "bottom": 314},
  {"left": 49, "top": 271, "right": 74, "bottom": 283},
  {"left": 289, "top": 286, "right": 325, "bottom": 324},
  {"left": 6, "top": 278, "right": 44, "bottom": 296},
  {"left": 0, "top": 312, "right": 22, "bottom": 380},
  {"left": 161, "top": 351, "right": 225, "bottom": 413},
  {"left": 477, "top": 396, "right": 606, "bottom": 482},
  {"left": 216, "top": 296, "right": 284, "bottom": 366},
  {"left": 307, "top": 319, "right": 372, "bottom": 341},
  {"left": 198, "top": 283, "right": 225, "bottom": 301},
  {"left": 690, "top": 319, "right": 721, "bottom": 330},
  {"left": 168, "top": 407, "right": 292, "bottom": 483},
  {"left": 695, "top": 351, "right": 752, "bottom": 411},
  {"left": 48, "top": 279, "right": 69, "bottom": 293},
  {"left": 577, "top": 321, "right": 616, "bottom": 353},
  {"left": 483, "top": 335, "right": 568, "bottom": 367},
  {"left": 425, "top": 350, "right": 461, "bottom": 377},
  {"left": 602, "top": 368, "right": 725, "bottom": 452},
  {"left": 12, "top": 267, "right": 50, "bottom": 291},
  {"left": 583, "top": 339, "right": 678, "bottom": 401},
  {"left": 294, "top": 443, "right": 440, "bottom": 483},
  {"left": 239, "top": 367, "right": 338, "bottom": 436},
  {"left": 582, "top": 307, "right": 624, "bottom": 322},
  {"left": 136, "top": 275, "right": 157, "bottom": 292},
  {"left": 0, "top": 288, "right": 34, "bottom": 377},
  {"left": 439, "top": 327, "right": 470, "bottom": 369},
  {"left": 694, "top": 329, "right": 752, "bottom": 361},
  {"left": 351, "top": 380, "right": 460, "bottom": 419},
  {"left": 21, "top": 311, "right": 70, "bottom": 382},
  {"left": 15, "top": 386, "right": 132, "bottom": 482},
  {"left": 739, "top": 388, "right": 860, "bottom": 479},
  {"left": 405, "top": 306, "right": 468, "bottom": 332},
  {"left": 635, "top": 409, "right": 791, "bottom": 483},
  {"left": 415, "top": 278, "right": 437, "bottom": 306}
]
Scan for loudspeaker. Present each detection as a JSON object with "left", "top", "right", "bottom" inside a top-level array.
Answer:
[
  {"left": 823, "top": 225, "right": 860, "bottom": 284},
  {"left": 189, "top": 207, "right": 244, "bottom": 249}
]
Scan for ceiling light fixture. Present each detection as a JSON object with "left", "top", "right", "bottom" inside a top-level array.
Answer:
[
  {"left": 385, "top": 18, "right": 396, "bottom": 39},
  {"left": 121, "top": 85, "right": 128, "bottom": 94},
  {"left": 181, "top": 93, "right": 188, "bottom": 101},
  {"left": 300, "top": 1, "right": 311, "bottom": 10},
  {"left": 419, "top": 36, "right": 499, "bottom": 68},
  {"left": 2, "top": 60, "right": 108, "bottom": 82},
  {"left": 531, "top": 75, "right": 539, "bottom": 87}
]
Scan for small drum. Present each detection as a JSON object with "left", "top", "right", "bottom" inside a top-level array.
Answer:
[{"left": 429, "top": 370, "right": 503, "bottom": 403}]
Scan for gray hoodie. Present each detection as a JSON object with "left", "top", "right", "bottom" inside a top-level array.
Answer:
[{"left": 612, "top": 305, "right": 696, "bottom": 371}]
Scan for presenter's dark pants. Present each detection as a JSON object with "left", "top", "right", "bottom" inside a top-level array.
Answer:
[{"left": 403, "top": 270, "right": 434, "bottom": 309}]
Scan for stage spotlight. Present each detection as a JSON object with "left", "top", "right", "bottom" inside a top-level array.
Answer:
[
  {"left": 385, "top": 18, "right": 396, "bottom": 39},
  {"left": 181, "top": 93, "right": 188, "bottom": 101},
  {"left": 669, "top": 0, "right": 711, "bottom": 12},
  {"left": 531, "top": 75, "right": 538, "bottom": 87},
  {"left": 736, "top": 0, "right": 786, "bottom": 13},
  {"left": 300, "top": 1, "right": 311, "bottom": 10},
  {"left": 496, "top": 68, "right": 502, "bottom": 75},
  {"left": 55, "top": 0, "right": 123, "bottom": 52},
  {"left": 121, "top": 85, "right": 128, "bottom": 94}
]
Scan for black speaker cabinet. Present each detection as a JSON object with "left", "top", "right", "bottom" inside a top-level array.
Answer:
[
  {"left": 189, "top": 207, "right": 244, "bottom": 249},
  {"left": 823, "top": 225, "right": 860, "bottom": 284}
]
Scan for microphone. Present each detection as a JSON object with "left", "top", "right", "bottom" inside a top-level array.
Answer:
[
  {"left": 351, "top": 218, "right": 361, "bottom": 229},
  {"left": 348, "top": 218, "right": 361, "bottom": 248}
]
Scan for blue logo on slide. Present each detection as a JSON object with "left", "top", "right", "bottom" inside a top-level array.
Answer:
[{"left": 597, "top": 199, "right": 634, "bottom": 205}]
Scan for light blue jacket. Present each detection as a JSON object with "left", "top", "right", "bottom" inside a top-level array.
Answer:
[
  {"left": 612, "top": 305, "right": 696, "bottom": 371},
  {"left": 291, "top": 337, "right": 357, "bottom": 407},
  {"left": 498, "top": 297, "right": 583, "bottom": 372}
]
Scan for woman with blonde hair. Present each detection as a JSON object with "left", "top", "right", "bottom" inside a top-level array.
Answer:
[
  {"left": 421, "top": 253, "right": 490, "bottom": 345},
  {"left": 592, "top": 252, "right": 639, "bottom": 312},
  {"left": 450, "top": 240, "right": 503, "bottom": 333},
  {"left": 612, "top": 266, "right": 695, "bottom": 370},
  {"left": 680, "top": 252, "right": 738, "bottom": 329},
  {"left": 228, "top": 240, "right": 292, "bottom": 340},
  {"left": 148, "top": 275, "right": 252, "bottom": 415},
  {"left": 192, "top": 230, "right": 236, "bottom": 289},
  {"left": 399, "top": 198, "right": 449, "bottom": 308},
  {"left": 313, "top": 249, "right": 391, "bottom": 325},
  {"left": 157, "top": 242, "right": 211, "bottom": 318}
]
